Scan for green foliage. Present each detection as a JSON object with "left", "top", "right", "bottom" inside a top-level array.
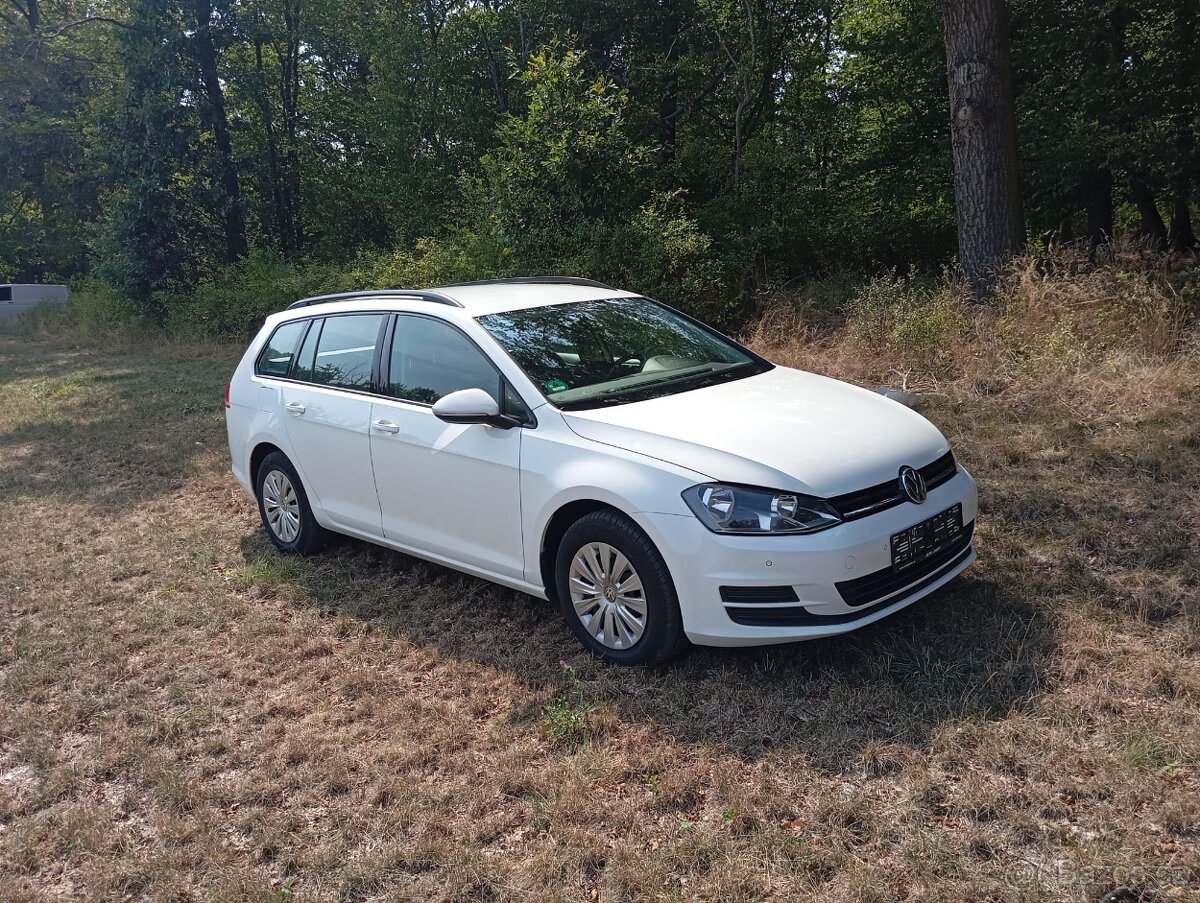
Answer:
[
  {"left": 0, "top": 1, "right": 108, "bottom": 284},
  {"left": 540, "top": 663, "right": 595, "bottom": 749},
  {"left": 161, "top": 251, "right": 340, "bottom": 337},
  {"left": 456, "top": 44, "right": 650, "bottom": 277},
  {"left": 479, "top": 44, "right": 648, "bottom": 242},
  {"left": 847, "top": 272, "right": 966, "bottom": 370},
  {"left": 605, "top": 191, "right": 724, "bottom": 313},
  {"left": 1, "top": 0, "right": 1197, "bottom": 325},
  {"left": 443, "top": 45, "right": 731, "bottom": 321},
  {"left": 17, "top": 277, "right": 139, "bottom": 338},
  {"left": 345, "top": 239, "right": 486, "bottom": 294}
]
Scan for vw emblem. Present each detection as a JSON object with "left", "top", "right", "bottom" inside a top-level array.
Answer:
[{"left": 899, "top": 465, "right": 927, "bottom": 504}]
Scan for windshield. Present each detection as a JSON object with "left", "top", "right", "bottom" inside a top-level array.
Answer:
[{"left": 477, "top": 296, "right": 770, "bottom": 410}]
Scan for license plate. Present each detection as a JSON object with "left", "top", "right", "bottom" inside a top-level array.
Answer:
[{"left": 890, "top": 503, "right": 964, "bottom": 572}]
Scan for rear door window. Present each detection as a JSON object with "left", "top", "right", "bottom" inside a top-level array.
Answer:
[
  {"left": 255, "top": 321, "right": 307, "bottom": 377},
  {"left": 310, "top": 314, "right": 386, "bottom": 390}
]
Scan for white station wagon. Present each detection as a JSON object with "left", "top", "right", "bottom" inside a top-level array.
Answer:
[{"left": 225, "top": 277, "right": 978, "bottom": 665}]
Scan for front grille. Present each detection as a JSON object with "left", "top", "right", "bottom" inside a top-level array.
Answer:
[
  {"left": 719, "top": 585, "right": 799, "bottom": 603},
  {"left": 835, "top": 521, "right": 975, "bottom": 607},
  {"left": 727, "top": 604, "right": 891, "bottom": 628},
  {"left": 828, "top": 451, "right": 958, "bottom": 520}
]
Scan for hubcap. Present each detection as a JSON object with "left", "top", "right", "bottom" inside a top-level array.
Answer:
[
  {"left": 568, "top": 542, "right": 647, "bottom": 650},
  {"left": 262, "top": 469, "right": 301, "bottom": 543}
]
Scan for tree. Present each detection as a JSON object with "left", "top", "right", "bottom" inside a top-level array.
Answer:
[
  {"left": 191, "top": 0, "right": 247, "bottom": 262},
  {"left": 97, "top": 0, "right": 224, "bottom": 311},
  {"left": 939, "top": 0, "right": 1023, "bottom": 298},
  {"left": 0, "top": 0, "right": 115, "bottom": 281},
  {"left": 1130, "top": 173, "right": 1168, "bottom": 252},
  {"left": 838, "top": 0, "right": 957, "bottom": 271},
  {"left": 1166, "top": 0, "right": 1197, "bottom": 250},
  {"left": 468, "top": 43, "right": 651, "bottom": 265},
  {"left": 1, "top": 0, "right": 1195, "bottom": 318}
]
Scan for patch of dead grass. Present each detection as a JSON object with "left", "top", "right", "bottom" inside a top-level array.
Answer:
[{"left": 2, "top": 286, "right": 1199, "bottom": 901}]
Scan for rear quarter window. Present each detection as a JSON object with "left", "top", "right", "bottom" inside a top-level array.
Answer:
[{"left": 255, "top": 321, "right": 307, "bottom": 377}]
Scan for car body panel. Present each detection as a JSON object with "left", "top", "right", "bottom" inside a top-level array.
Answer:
[
  {"left": 563, "top": 366, "right": 949, "bottom": 496},
  {"left": 515, "top": 405, "right": 707, "bottom": 586},
  {"left": 278, "top": 381, "right": 383, "bottom": 536},
  {"left": 369, "top": 396, "right": 525, "bottom": 579}
]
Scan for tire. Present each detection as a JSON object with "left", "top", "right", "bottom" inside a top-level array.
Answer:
[
  {"left": 555, "top": 510, "right": 688, "bottom": 666},
  {"left": 255, "top": 451, "right": 331, "bottom": 555}
]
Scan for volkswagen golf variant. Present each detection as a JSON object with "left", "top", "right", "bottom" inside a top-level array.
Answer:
[{"left": 224, "top": 277, "right": 978, "bottom": 665}]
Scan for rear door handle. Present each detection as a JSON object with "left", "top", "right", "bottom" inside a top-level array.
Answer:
[
  {"left": 284, "top": 401, "right": 306, "bottom": 415},
  {"left": 371, "top": 419, "right": 400, "bottom": 434}
]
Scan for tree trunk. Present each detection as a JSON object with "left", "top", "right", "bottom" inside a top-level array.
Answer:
[
  {"left": 266, "top": 0, "right": 303, "bottom": 258},
  {"left": 281, "top": 0, "right": 303, "bottom": 253},
  {"left": 16, "top": 0, "right": 39, "bottom": 31},
  {"left": 938, "top": 0, "right": 1024, "bottom": 299},
  {"left": 254, "top": 34, "right": 294, "bottom": 256},
  {"left": 658, "top": 0, "right": 680, "bottom": 166},
  {"left": 1129, "top": 174, "right": 1167, "bottom": 252},
  {"left": 192, "top": 0, "right": 247, "bottom": 262},
  {"left": 1083, "top": 167, "right": 1114, "bottom": 258},
  {"left": 1167, "top": 0, "right": 1197, "bottom": 250},
  {"left": 479, "top": 28, "right": 508, "bottom": 114},
  {"left": 1169, "top": 195, "right": 1197, "bottom": 251}
]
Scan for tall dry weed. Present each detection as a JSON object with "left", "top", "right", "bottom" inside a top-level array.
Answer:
[{"left": 746, "top": 255, "right": 1197, "bottom": 390}]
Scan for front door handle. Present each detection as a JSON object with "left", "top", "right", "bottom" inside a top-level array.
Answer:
[
  {"left": 284, "top": 401, "right": 306, "bottom": 416},
  {"left": 371, "top": 419, "right": 400, "bottom": 434}
]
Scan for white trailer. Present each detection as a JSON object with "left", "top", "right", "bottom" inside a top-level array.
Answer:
[{"left": 0, "top": 284, "right": 70, "bottom": 319}]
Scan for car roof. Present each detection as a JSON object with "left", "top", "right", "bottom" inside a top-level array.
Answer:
[
  {"left": 276, "top": 277, "right": 641, "bottom": 323},
  {"left": 436, "top": 281, "right": 638, "bottom": 315}
]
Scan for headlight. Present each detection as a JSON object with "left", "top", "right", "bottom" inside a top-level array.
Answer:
[{"left": 682, "top": 483, "right": 842, "bottom": 534}]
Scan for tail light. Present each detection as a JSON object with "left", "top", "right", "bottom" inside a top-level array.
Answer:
[{"left": 224, "top": 382, "right": 232, "bottom": 408}]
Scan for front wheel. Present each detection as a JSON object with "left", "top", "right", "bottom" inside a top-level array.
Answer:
[{"left": 555, "top": 510, "right": 687, "bottom": 666}]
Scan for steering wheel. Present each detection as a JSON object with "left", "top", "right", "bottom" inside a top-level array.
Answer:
[
  {"left": 598, "top": 351, "right": 641, "bottom": 381},
  {"left": 579, "top": 330, "right": 633, "bottom": 381}
]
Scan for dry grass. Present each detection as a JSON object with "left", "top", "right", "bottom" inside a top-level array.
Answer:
[{"left": 2, "top": 267, "right": 1199, "bottom": 901}]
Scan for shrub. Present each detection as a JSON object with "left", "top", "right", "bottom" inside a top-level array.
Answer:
[
  {"left": 18, "top": 276, "right": 139, "bottom": 338},
  {"left": 540, "top": 663, "right": 595, "bottom": 749},
  {"left": 604, "top": 190, "right": 728, "bottom": 316},
  {"left": 162, "top": 251, "right": 344, "bottom": 338},
  {"left": 845, "top": 271, "right": 966, "bottom": 372},
  {"left": 344, "top": 238, "right": 494, "bottom": 293}
]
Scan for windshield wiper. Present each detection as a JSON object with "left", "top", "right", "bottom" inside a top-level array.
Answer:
[
  {"left": 596, "top": 364, "right": 725, "bottom": 397},
  {"left": 558, "top": 362, "right": 755, "bottom": 410}
]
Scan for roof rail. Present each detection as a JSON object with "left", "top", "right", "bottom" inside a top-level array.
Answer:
[
  {"left": 437, "top": 276, "right": 616, "bottom": 291},
  {"left": 286, "top": 289, "right": 462, "bottom": 311}
]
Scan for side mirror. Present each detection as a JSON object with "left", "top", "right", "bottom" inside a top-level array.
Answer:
[{"left": 432, "top": 388, "right": 517, "bottom": 429}]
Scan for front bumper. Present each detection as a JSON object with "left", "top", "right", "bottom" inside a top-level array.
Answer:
[{"left": 632, "top": 468, "right": 979, "bottom": 647}]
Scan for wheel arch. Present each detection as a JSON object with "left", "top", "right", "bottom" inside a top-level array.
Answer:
[
  {"left": 539, "top": 499, "right": 628, "bottom": 602},
  {"left": 249, "top": 441, "right": 285, "bottom": 485}
]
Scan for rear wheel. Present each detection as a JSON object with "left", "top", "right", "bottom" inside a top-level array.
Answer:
[
  {"left": 255, "top": 451, "right": 331, "bottom": 555},
  {"left": 555, "top": 510, "right": 687, "bottom": 666}
]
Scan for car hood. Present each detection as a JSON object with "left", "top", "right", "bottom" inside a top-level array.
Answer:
[{"left": 561, "top": 366, "right": 950, "bottom": 496}]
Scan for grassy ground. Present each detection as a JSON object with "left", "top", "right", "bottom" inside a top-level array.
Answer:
[{"left": 1, "top": 305, "right": 1198, "bottom": 901}]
